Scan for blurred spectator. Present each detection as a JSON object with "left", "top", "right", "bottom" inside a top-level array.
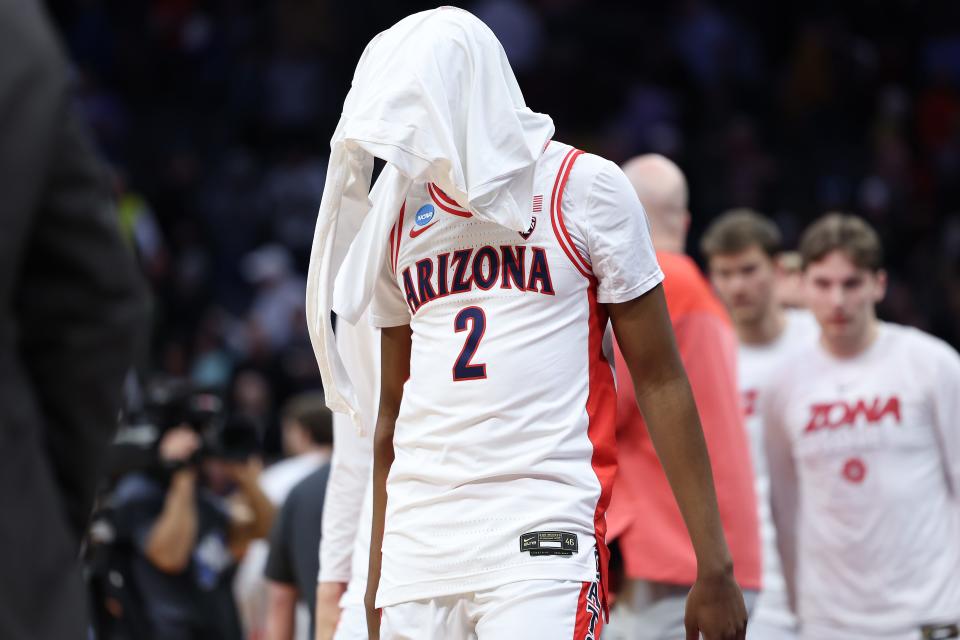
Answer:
[
  {"left": 234, "top": 393, "right": 334, "bottom": 638},
  {"left": 241, "top": 244, "right": 307, "bottom": 353},
  {"left": 0, "top": 2, "right": 146, "bottom": 638},
  {"left": 260, "top": 156, "right": 326, "bottom": 266},
  {"left": 109, "top": 420, "right": 275, "bottom": 640},
  {"left": 774, "top": 251, "right": 806, "bottom": 309},
  {"left": 264, "top": 464, "right": 332, "bottom": 640}
]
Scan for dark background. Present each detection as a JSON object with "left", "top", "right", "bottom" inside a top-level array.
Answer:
[{"left": 47, "top": 0, "right": 960, "bottom": 456}]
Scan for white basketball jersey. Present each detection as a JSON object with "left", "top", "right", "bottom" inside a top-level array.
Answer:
[
  {"left": 765, "top": 323, "right": 960, "bottom": 639},
  {"left": 369, "top": 141, "right": 663, "bottom": 608},
  {"left": 738, "top": 309, "right": 817, "bottom": 628}
]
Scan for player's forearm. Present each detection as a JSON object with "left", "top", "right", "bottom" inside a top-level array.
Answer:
[
  {"left": 366, "top": 411, "right": 397, "bottom": 599},
  {"left": 635, "top": 374, "right": 733, "bottom": 577}
]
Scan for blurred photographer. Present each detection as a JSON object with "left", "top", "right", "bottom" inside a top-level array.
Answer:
[{"left": 104, "top": 390, "right": 275, "bottom": 640}]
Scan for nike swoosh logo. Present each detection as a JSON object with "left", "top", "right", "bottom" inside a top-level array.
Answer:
[{"left": 409, "top": 221, "right": 437, "bottom": 238}]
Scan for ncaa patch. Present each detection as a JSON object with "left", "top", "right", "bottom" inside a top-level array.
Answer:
[{"left": 414, "top": 204, "right": 435, "bottom": 227}]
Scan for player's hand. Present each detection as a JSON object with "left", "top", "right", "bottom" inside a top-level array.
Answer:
[
  {"left": 684, "top": 568, "right": 747, "bottom": 640},
  {"left": 364, "top": 586, "right": 380, "bottom": 640},
  {"left": 315, "top": 582, "right": 345, "bottom": 640}
]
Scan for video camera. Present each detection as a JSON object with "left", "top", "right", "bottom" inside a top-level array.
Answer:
[{"left": 105, "top": 378, "right": 261, "bottom": 481}]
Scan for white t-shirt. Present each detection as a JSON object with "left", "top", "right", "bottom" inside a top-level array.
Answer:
[
  {"left": 764, "top": 322, "right": 960, "bottom": 639},
  {"left": 235, "top": 451, "right": 328, "bottom": 639},
  {"left": 738, "top": 309, "right": 817, "bottom": 628},
  {"left": 369, "top": 141, "right": 663, "bottom": 607}
]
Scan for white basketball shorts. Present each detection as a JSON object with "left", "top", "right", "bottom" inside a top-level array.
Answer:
[
  {"left": 334, "top": 604, "right": 367, "bottom": 640},
  {"left": 380, "top": 579, "right": 604, "bottom": 640}
]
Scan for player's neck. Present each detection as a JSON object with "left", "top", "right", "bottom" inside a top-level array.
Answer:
[
  {"left": 736, "top": 304, "right": 785, "bottom": 346},
  {"left": 821, "top": 318, "right": 880, "bottom": 359}
]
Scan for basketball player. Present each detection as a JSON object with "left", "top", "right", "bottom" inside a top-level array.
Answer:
[
  {"left": 349, "top": 12, "right": 748, "bottom": 640},
  {"left": 764, "top": 214, "right": 960, "bottom": 640},
  {"left": 605, "top": 158, "right": 762, "bottom": 640},
  {"left": 701, "top": 210, "right": 818, "bottom": 640}
]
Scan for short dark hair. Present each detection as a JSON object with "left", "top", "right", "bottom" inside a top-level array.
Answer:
[
  {"left": 281, "top": 392, "right": 333, "bottom": 446},
  {"left": 700, "top": 209, "right": 782, "bottom": 259},
  {"left": 799, "top": 213, "right": 883, "bottom": 272}
]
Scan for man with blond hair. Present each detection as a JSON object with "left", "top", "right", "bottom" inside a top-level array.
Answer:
[{"left": 764, "top": 214, "right": 960, "bottom": 639}]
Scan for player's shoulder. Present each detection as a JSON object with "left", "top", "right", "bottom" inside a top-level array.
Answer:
[
  {"left": 540, "top": 142, "right": 623, "bottom": 191},
  {"left": 565, "top": 150, "right": 627, "bottom": 194},
  {"left": 884, "top": 322, "right": 959, "bottom": 363},
  {"left": 551, "top": 146, "right": 643, "bottom": 226}
]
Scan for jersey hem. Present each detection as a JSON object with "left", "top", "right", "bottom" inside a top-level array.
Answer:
[{"left": 375, "top": 563, "right": 597, "bottom": 608}]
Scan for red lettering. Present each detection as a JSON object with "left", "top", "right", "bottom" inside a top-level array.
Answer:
[
  {"left": 876, "top": 396, "right": 901, "bottom": 424},
  {"left": 804, "top": 395, "right": 902, "bottom": 434},
  {"left": 805, "top": 403, "right": 832, "bottom": 433},
  {"left": 742, "top": 389, "right": 758, "bottom": 418}
]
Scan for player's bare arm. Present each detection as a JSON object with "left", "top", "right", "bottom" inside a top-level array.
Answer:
[
  {"left": 608, "top": 284, "right": 748, "bottom": 640},
  {"left": 365, "top": 324, "right": 411, "bottom": 640}
]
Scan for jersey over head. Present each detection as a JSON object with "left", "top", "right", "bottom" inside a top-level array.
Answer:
[{"left": 369, "top": 141, "right": 663, "bottom": 610}]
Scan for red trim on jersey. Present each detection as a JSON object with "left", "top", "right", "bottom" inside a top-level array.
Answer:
[
  {"left": 573, "top": 582, "right": 590, "bottom": 639},
  {"left": 550, "top": 149, "right": 592, "bottom": 278},
  {"left": 392, "top": 202, "right": 406, "bottom": 273},
  {"left": 428, "top": 183, "right": 473, "bottom": 217},
  {"left": 551, "top": 144, "right": 616, "bottom": 621},
  {"left": 388, "top": 222, "right": 397, "bottom": 275},
  {"left": 390, "top": 223, "right": 397, "bottom": 273},
  {"left": 585, "top": 281, "right": 616, "bottom": 622},
  {"left": 572, "top": 581, "right": 603, "bottom": 639}
]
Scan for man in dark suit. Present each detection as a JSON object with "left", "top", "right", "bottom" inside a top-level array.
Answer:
[{"left": 0, "top": 2, "right": 147, "bottom": 638}]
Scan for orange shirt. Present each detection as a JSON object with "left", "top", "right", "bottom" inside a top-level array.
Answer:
[{"left": 607, "top": 251, "right": 762, "bottom": 589}]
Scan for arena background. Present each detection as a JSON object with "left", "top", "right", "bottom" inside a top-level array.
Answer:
[{"left": 48, "top": 0, "right": 960, "bottom": 457}]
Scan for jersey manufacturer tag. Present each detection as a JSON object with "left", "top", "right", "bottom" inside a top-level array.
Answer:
[{"left": 519, "top": 531, "right": 578, "bottom": 556}]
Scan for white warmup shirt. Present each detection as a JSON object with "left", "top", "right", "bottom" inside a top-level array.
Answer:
[
  {"left": 764, "top": 322, "right": 960, "bottom": 640},
  {"left": 318, "top": 315, "right": 378, "bottom": 608},
  {"left": 738, "top": 309, "right": 817, "bottom": 629},
  {"left": 369, "top": 142, "right": 663, "bottom": 608}
]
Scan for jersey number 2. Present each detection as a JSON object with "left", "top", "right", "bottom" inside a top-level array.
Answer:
[{"left": 453, "top": 306, "right": 487, "bottom": 381}]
